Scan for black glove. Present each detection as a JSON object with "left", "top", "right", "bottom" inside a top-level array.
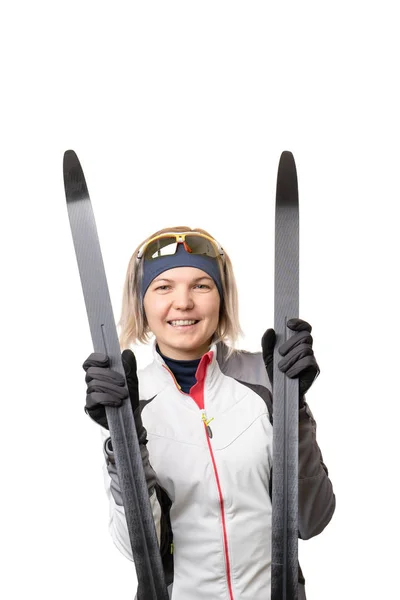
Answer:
[
  {"left": 83, "top": 350, "right": 157, "bottom": 498},
  {"left": 83, "top": 349, "right": 141, "bottom": 430},
  {"left": 261, "top": 318, "right": 320, "bottom": 404}
]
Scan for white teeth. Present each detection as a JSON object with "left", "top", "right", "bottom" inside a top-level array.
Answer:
[{"left": 169, "top": 320, "right": 198, "bottom": 326}]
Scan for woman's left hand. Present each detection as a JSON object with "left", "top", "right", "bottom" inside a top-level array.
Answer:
[{"left": 261, "top": 318, "right": 320, "bottom": 401}]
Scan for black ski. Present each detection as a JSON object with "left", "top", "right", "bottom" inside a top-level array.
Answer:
[
  {"left": 271, "top": 151, "right": 299, "bottom": 599},
  {"left": 63, "top": 150, "right": 169, "bottom": 600}
]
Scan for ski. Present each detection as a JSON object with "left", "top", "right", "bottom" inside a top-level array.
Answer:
[
  {"left": 63, "top": 150, "right": 169, "bottom": 600},
  {"left": 271, "top": 151, "right": 299, "bottom": 599}
]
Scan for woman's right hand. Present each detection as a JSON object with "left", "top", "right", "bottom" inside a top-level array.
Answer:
[
  {"left": 83, "top": 352, "right": 129, "bottom": 428},
  {"left": 83, "top": 350, "right": 158, "bottom": 496},
  {"left": 82, "top": 349, "right": 142, "bottom": 430}
]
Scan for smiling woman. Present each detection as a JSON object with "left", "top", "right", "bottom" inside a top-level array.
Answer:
[
  {"left": 143, "top": 268, "right": 220, "bottom": 360},
  {"left": 82, "top": 225, "right": 335, "bottom": 600},
  {"left": 124, "top": 227, "right": 233, "bottom": 360},
  {"left": 119, "top": 226, "right": 242, "bottom": 359}
]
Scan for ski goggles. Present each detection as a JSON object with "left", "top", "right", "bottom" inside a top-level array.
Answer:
[{"left": 137, "top": 232, "right": 225, "bottom": 263}]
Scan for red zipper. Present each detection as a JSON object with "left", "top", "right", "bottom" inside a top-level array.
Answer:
[
  {"left": 163, "top": 352, "right": 234, "bottom": 599},
  {"left": 202, "top": 416, "right": 234, "bottom": 600}
]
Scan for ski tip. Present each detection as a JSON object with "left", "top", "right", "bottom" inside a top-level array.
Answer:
[
  {"left": 63, "top": 149, "right": 89, "bottom": 202},
  {"left": 63, "top": 149, "right": 80, "bottom": 170},
  {"left": 279, "top": 150, "right": 295, "bottom": 164},
  {"left": 278, "top": 150, "right": 297, "bottom": 175},
  {"left": 276, "top": 151, "right": 298, "bottom": 206}
]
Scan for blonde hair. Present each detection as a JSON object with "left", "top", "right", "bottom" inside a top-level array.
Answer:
[{"left": 118, "top": 226, "right": 243, "bottom": 358}]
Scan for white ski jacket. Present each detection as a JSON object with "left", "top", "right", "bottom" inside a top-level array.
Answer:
[{"left": 101, "top": 340, "right": 335, "bottom": 599}]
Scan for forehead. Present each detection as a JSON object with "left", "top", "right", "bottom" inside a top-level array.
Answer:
[{"left": 152, "top": 267, "right": 211, "bottom": 283}]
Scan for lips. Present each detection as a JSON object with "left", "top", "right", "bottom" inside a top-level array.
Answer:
[{"left": 167, "top": 319, "right": 200, "bottom": 327}]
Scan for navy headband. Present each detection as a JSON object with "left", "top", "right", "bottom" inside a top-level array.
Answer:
[{"left": 141, "top": 243, "right": 223, "bottom": 300}]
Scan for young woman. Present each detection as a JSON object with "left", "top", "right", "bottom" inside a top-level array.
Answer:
[{"left": 83, "top": 226, "right": 335, "bottom": 600}]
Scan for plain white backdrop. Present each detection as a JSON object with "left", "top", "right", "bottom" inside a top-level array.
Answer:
[{"left": 1, "top": 1, "right": 399, "bottom": 598}]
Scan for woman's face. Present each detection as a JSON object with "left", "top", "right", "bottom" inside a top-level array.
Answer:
[{"left": 143, "top": 266, "right": 221, "bottom": 360}]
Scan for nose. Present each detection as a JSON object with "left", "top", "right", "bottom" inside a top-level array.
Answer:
[{"left": 173, "top": 287, "right": 194, "bottom": 310}]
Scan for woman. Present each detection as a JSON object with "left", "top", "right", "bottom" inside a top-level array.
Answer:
[{"left": 83, "top": 226, "right": 335, "bottom": 600}]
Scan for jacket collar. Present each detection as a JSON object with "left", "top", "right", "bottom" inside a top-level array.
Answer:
[
  {"left": 151, "top": 337, "right": 218, "bottom": 365},
  {"left": 151, "top": 338, "right": 220, "bottom": 388}
]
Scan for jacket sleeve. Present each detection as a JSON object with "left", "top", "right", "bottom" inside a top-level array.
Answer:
[
  {"left": 100, "top": 428, "right": 162, "bottom": 560},
  {"left": 298, "top": 400, "right": 336, "bottom": 540}
]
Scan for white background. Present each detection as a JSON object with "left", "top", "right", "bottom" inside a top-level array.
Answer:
[{"left": 1, "top": 1, "right": 399, "bottom": 598}]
